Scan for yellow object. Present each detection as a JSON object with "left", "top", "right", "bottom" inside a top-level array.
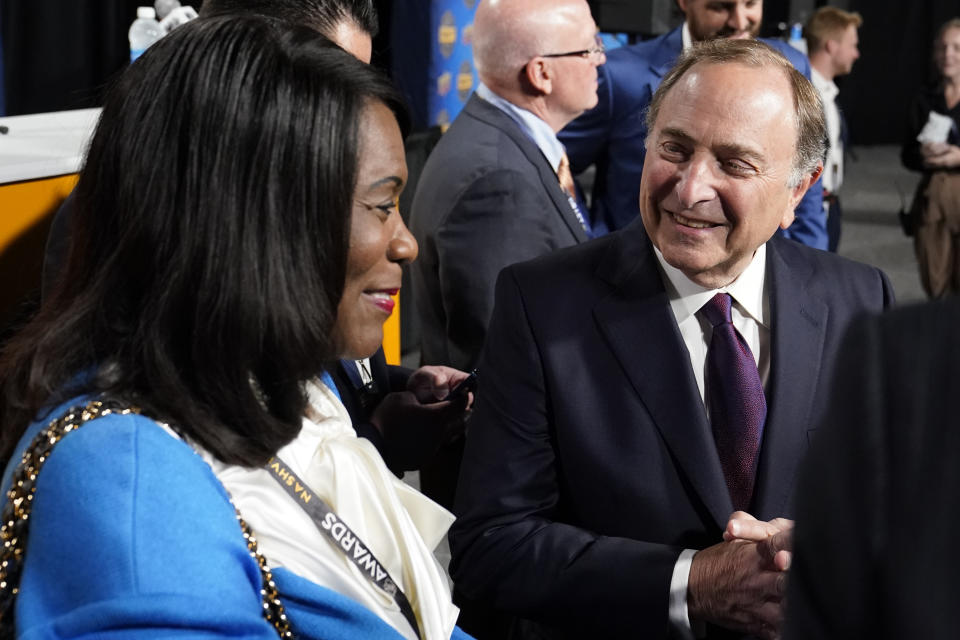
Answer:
[
  {"left": 0, "top": 174, "right": 77, "bottom": 329},
  {"left": 0, "top": 174, "right": 77, "bottom": 255},
  {"left": 0, "top": 108, "right": 402, "bottom": 361},
  {"left": 382, "top": 293, "right": 401, "bottom": 365}
]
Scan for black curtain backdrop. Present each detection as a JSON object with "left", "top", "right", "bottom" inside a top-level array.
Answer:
[
  {"left": 840, "top": 0, "right": 956, "bottom": 145},
  {"left": 1, "top": 0, "right": 956, "bottom": 143},
  {"left": 761, "top": 0, "right": 792, "bottom": 39},
  {"left": 0, "top": 5, "right": 5, "bottom": 115},
  {"left": 1, "top": 0, "right": 142, "bottom": 115}
]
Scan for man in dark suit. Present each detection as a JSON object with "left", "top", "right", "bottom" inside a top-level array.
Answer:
[
  {"left": 785, "top": 298, "right": 960, "bottom": 639},
  {"left": 408, "top": 0, "right": 600, "bottom": 510},
  {"left": 450, "top": 39, "right": 893, "bottom": 639},
  {"left": 559, "top": 0, "right": 826, "bottom": 249},
  {"left": 409, "top": 0, "right": 599, "bottom": 375}
]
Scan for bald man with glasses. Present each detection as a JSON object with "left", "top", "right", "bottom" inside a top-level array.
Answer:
[
  {"left": 410, "top": 0, "right": 601, "bottom": 384},
  {"left": 408, "top": 0, "right": 602, "bottom": 514}
]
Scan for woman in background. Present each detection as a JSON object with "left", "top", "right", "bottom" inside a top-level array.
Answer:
[
  {"left": 902, "top": 18, "right": 960, "bottom": 298},
  {"left": 0, "top": 16, "right": 470, "bottom": 640}
]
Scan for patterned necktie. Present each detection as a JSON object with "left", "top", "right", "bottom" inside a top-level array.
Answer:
[
  {"left": 700, "top": 293, "right": 766, "bottom": 512},
  {"left": 557, "top": 152, "right": 590, "bottom": 233},
  {"left": 557, "top": 152, "right": 576, "bottom": 199}
]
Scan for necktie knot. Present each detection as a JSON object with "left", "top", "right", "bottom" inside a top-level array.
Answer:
[{"left": 700, "top": 292, "right": 733, "bottom": 328}]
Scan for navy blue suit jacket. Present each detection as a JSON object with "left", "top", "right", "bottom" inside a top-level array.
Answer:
[
  {"left": 410, "top": 93, "right": 589, "bottom": 371},
  {"left": 559, "top": 27, "right": 827, "bottom": 249},
  {"left": 449, "top": 220, "right": 892, "bottom": 638}
]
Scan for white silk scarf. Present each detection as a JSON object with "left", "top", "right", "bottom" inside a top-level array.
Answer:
[{"left": 194, "top": 378, "right": 459, "bottom": 640}]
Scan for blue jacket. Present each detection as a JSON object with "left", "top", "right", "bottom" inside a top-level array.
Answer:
[
  {"left": 2, "top": 398, "right": 472, "bottom": 640},
  {"left": 560, "top": 27, "right": 827, "bottom": 249}
]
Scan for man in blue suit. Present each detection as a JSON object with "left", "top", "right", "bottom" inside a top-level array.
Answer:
[
  {"left": 451, "top": 39, "right": 892, "bottom": 639},
  {"left": 560, "top": 0, "right": 827, "bottom": 249}
]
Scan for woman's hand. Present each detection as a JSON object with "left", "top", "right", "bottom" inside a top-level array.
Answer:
[{"left": 922, "top": 142, "right": 960, "bottom": 168}]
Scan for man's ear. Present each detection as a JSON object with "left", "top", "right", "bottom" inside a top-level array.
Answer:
[
  {"left": 824, "top": 37, "right": 839, "bottom": 56},
  {"left": 780, "top": 163, "right": 824, "bottom": 230},
  {"left": 524, "top": 57, "right": 552, "bottom": 95}
]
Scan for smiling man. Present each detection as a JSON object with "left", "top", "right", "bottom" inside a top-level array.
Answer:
[
  {"left": 559, "top": 0, "right": 827, "bottom": 250},
  {"left": 450, "top": 39, "right": 893, "bottom": 639}
]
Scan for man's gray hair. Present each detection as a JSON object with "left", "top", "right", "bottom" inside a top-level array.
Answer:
[{"left": 646, "top": 38, "right": 826, "bottom": 187}]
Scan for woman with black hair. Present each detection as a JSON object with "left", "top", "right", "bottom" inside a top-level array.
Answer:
[{"left": 0, "top": 16, "right": 471, "bottom": 640}]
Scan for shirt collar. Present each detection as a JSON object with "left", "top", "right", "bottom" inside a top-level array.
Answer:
[
  {"left": 810, "top": 68, "right": 838, "bottom": 100},
  {"left": 475, "top": 82, "right": 566, "bottom": 171},
  {"left": 681, "top": 22, "right": 693, "bottom": 51},
  {"left": 654, "top": 243, "right": 768, "bottom": 327}
]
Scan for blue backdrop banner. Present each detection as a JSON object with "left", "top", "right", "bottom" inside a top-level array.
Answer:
[
  {"left": 428, "top": 0, "right": 478, "bottom": 128},
  {"left": 391, "top": 0, "right": 478, "bottom": 130}
]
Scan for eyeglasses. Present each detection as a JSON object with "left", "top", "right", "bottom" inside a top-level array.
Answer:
[{"left": 541, "top": 35, "right": 605, "bottom": 60}]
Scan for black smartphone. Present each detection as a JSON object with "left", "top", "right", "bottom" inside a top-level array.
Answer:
[{"left": 447, "top": 369, "right": 478, "bottom": 401}]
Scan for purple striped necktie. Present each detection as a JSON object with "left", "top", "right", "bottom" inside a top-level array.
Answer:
[{"left": 700, "top": 292, "right": 766, "bottom": 512}]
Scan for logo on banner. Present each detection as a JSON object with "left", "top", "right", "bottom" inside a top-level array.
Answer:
[
  {"left": 437, "top": 72, "right": 452, "bottom": 97},
  {"left": 462, "top": 23, "right": 474, "bottom": 46},
  {"left": 464, "top": 0, "right": 477, "bottom": 9},
  {"left": 439, "top": 11, "right": 457, "bottom": 58},
  {"left": 457, "top": 60, "right": 474, "bottom": 102},
  {"left": 435, "top": 109, "right": 451, "bottom": 129}
]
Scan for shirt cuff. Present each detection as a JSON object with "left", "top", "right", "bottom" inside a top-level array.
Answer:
[{"left": 669, "top": 548, "right": 699, "bottom": 639}]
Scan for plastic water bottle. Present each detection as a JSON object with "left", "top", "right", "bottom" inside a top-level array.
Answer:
[
  {"left": 788, "top": 22, "right": 807, "bottom": 55},
  {"left": 129, "top": 7, "right": 164, "bottom": 63}
]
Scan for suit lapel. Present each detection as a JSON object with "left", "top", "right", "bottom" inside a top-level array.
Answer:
[
  {"left": 647, "top": 27, "right": 683, "bottom": 81},
  {"left": 752, "top": 239, "right": 828, "bottom": 518},
  {"left": 463, "top": 95, "right": 589, "bottom": 243},
  {"left": 593, "top": 225, "right": 732, "bottom": 529}
]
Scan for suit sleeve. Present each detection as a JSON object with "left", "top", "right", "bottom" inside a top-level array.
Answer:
[
  {"left": 386, "top": 364, "right": 413, "bottom": 393},
  {"left": 434, "top": 170, "right": 575, "bottom": 372},
  {"left": 781, "top": 176, "right": 827, "bottom": 251},
  {"left": 560, "top": 55, "right": 652, "bottom": 233},
  {"left": 449, "top": 268, "right": 682, "bottom": 637},
  {"left": 771, "top": 43, "right": 828, "bottom": 251},
  {"left": 558, "top": 61, "right": 614, "bottom": 174}
]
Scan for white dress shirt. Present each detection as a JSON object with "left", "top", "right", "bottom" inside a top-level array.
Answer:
[
  {"left": 811, "top": 68, "right": 843, "bottom": 193},
  {"left": 681, "top": 21, "right": 694, "bottom": 51},
  {"left": 654, "top": 245, "right": 770, "bottom": 637}
]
